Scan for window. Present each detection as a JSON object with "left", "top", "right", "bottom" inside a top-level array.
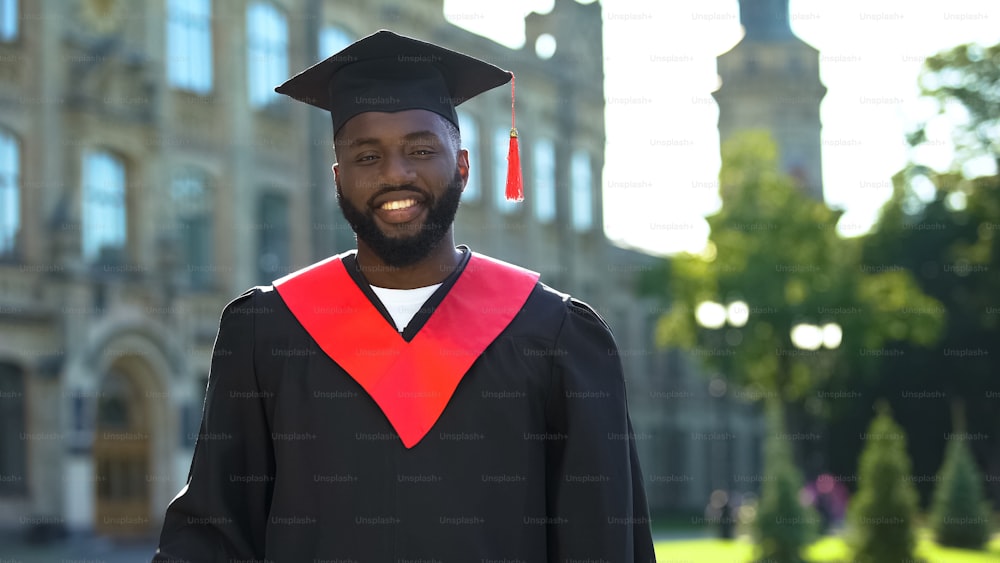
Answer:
[
  {"left": 0, "top": 0, "right": 17, "bottom": 42},
  {"left": 167, "top": 0, "right": 213, "bottom": 94},
  {"left": 457, "top": 111, "right": 479, "bottom": 202},
  {"left": 571, "top": 150, "right": 593, "bottom": 231},
  {"left": 257, "top": 192, "right": 289, "bottom": 282},
  {"left": 532, "top": 138, "right": 556, "bottom": 223},
  {"left": 82, "top": 150, "right": 127, "bottom": 264},
  {"left": 0, "top": 130, "right": 19, "bottom": 258},
  {"left": 319, "top": 25, "right": 352, "bottom": 58},
  {"left": 246, "top": 2, "right": 287, "bottom": 108},
  {"left": 96, "top": 370, "right": 134, "bottom": 431},
  {"left": 171, "top": 168, "right": 214, "bottom": 288},
  {"left": 493, "top": 126, "right": 516, "bottom": 213},
  {"left": 0, "top": 363, "right": 25, "bottom": 495}
]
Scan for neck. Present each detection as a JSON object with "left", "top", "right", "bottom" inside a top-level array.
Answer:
[{"left": 355, "top": 235, "right": 462, "bottom": 289}]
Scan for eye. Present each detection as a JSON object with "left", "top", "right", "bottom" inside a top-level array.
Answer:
[{"left": 355, "top": 153, "right": 379, "bottom": 163}]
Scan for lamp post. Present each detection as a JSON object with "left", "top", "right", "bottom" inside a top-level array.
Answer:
[
  {"left": 789, "top": 320, "right": 842, "bottom": 450},
  {"left": 789, "top": 320, "right": 842, "bottom": 516},
  {"left": 695, "top": 300, "right": 747, "bottom": 539}
]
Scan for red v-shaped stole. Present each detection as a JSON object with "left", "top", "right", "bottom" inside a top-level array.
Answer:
[{"left": 273, "top": 253, "right": 540, "bottom": 448}]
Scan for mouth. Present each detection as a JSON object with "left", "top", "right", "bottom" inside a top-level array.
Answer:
[
  {"left": 379, "top": 198, "right": 419, "bottom": 211},
  {"left": 371, "top": 192, "right": 428, "bottom": 226}
]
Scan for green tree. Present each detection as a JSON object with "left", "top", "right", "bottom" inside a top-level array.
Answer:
[
  {"left": 753, "top": 401, "right": 819, "bottom": 563},
  {"left": 914, "top": 42, "right": 1000, "bottom": 168},
  {"left": 847, "top": 405, "right": 921, "bottom": 563},
  {"left": 644, "top": 131, "right": 942, "bottom": 407},
  {"left": 930, "top": 429, "right": 992, "bottom": 548},
  {"left": 862, "top": 39, "right": 1000, "bottom": 505}
]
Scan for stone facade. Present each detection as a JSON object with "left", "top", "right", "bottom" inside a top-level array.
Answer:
[{"left": 0, "top": 0, "right": 777, "bottom": 538}]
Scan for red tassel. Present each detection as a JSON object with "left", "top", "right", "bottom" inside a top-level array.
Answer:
[
  {"left": 505, "top": 74, "right": 523, "bottom": 202},
  {"left": 506, "top": 131, "right": 523, "bottom": 202}
]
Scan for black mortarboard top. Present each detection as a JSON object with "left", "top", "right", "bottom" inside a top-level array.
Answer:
[
  {"left": 274, "top": 29, "right": 512, "bottom": 136},
  {"left": 275, "top": 29, "right": 524, "bottom": 202}
]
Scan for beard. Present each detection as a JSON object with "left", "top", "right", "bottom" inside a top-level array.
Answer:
[{"left": 337, "top": 171, "right": 464, "bottom": 269}]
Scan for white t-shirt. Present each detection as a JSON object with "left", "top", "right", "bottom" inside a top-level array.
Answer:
[{"left": 369, "top": 283, "right": 443, "bottom": 332}]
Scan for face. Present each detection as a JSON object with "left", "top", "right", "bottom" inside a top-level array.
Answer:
[{"left": 334, "top": 110, "right": 469, "bottom": 268}]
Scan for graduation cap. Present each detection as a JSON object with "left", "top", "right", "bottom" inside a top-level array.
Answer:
[{"left": 275, "top": 29, "right": 523, "bottom": 201}]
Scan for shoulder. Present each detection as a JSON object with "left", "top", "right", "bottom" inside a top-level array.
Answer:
[
  {"left": 469, "top": 252, "right": 612, "bottom": 339},
  {"left": 517, "top": 281, "right": 614, "bottom": 344},
  {"left": 218, "top": 285, "right": 290, "bottom": 325}
]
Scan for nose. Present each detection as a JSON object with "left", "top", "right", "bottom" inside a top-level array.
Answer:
[{"left": 378, "top": 152, "right": 417, "bottom": 187}]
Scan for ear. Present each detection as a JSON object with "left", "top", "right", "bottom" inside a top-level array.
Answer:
[
  {"left": 332, "top": 162, "right": 340, "bottom": 187},
  {"left": 456, "top": 149, "right": 470, "bottom": 192}
]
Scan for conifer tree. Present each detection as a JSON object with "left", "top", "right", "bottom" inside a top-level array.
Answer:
[
  {"left": 754, "top": 402, "right": 819, "bottom": 563},
  {"left": 930, "top": 418, "right": 992, "bottom": 548},
  {"left": 847, "top": 404, "right": 920, "bottom": 563}
]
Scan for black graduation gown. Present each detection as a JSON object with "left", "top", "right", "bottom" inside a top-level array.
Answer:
[{"left": 153, "top": 250, "right": 657, "bottom": 562}]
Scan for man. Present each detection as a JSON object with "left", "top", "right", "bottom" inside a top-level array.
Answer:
[{"left": 154, "top": 30, "right": 656, "bottom": 562}]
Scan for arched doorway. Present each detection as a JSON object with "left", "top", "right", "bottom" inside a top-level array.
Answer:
[{"left": 93, "top": 367, "right": 151, "bottom": 536}]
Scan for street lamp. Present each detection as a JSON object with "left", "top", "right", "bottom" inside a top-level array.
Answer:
[
  {"left": 790, "top": 322, "right": 842, "bottom": 350},
  {"left": 727, "top": 301, "right": 749, "bottom": 327},
  {"left": 695, "top": 300, "right": 748, "bottom": 329},
  {"left": 821, "top": 323, "right": 843, "bottom": 349},
  {"left": 788, "top": 320, "right": 842, "bottom": 489},
  {"left": 695, "top": 299, "right": 746, "bottom": 539},
  {"left": 695, "top": 301, "right": 727, "bottom": 329}
]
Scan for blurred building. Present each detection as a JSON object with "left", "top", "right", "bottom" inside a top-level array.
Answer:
[
  {"left": 0, "top": 0, "right": 767, "bottom": 540},
  {"left": 714, "top": 0, "right": 827, "bottom": 201}
]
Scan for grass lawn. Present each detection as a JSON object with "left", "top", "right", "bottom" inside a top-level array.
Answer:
[{"left": 654, "top": 530, "right": 1000, "bottom": 562}]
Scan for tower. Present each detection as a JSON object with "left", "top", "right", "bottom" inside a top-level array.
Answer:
[{"left": 713, "top": 0, "right": 826, "bottom": 200}]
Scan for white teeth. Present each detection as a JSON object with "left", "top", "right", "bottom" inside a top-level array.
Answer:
[{"left": 381, "top": 198, "right": 417, "bottom": 211}]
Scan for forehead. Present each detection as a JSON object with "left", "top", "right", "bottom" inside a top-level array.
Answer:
[{"left": 337, "top": 109, "right": 451, "bottom": 145}]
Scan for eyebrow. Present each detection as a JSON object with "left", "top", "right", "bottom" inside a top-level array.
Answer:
[{"left": 345, "top": 130, "right": 444, "bottom": 148}]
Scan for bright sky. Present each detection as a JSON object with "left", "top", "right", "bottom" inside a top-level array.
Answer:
[{"left": 444, "top": 0, "right": 1000, "bottom": 256}]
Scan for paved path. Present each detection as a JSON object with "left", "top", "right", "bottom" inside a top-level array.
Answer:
[
  {"left": 0, "top": 533, "right": 157, "bottom": 563},
  {"left": 0, "top": 529, "right": 721, "bottom": 561}
]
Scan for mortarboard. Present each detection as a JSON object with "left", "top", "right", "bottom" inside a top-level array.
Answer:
[{"left": 275, "top": 29, "right": 523, "bottom": 201}]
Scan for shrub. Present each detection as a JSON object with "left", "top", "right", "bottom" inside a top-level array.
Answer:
[
  {"left": 753, "top": 403, "right": 819, "bottom": 563},
  {"left": 930, "top": 436, "right": 992, "bottom": 548},
  {"left": 847, "top": 404, "right": 920, "bottom": 563}
]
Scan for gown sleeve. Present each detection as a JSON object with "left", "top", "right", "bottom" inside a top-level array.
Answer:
[
  {"left": 545, "top": 299, "right": 657, "bottom": 563},
  {"left": 152, "top": 289, "right": 275, "bottom": 562}
]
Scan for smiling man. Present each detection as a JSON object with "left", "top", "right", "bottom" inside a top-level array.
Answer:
[
  {"left": 335, "top": 109, "right": 468, "bottom": 283},
  {"left": 153, "top": 30, "right": 655, "bottom": 563}
]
